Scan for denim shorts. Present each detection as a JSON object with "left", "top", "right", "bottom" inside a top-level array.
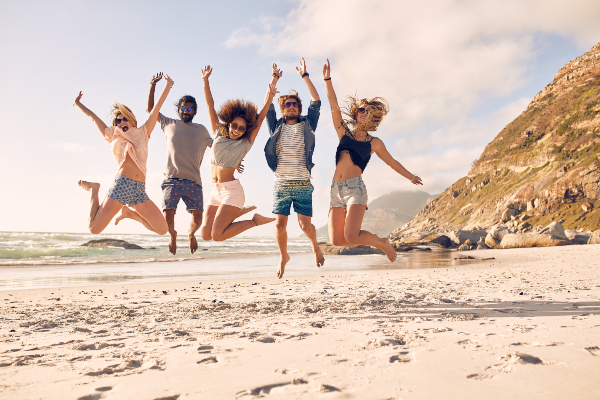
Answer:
[
  {"left": 106, "top": 174, "right": 150, "bottom": 206},
  {"left": 272, "top": 180, "right": 313, "bottom": 217},
  {"left": 161, "top": 178, "right": 204, "bottom": 212},
  {"left": 330, "top": 176, "right": 368, "bottom": 208}
]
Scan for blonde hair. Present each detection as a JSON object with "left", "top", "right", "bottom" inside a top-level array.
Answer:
[
  {"left": 110, "top": 101, "right": 137, "bottom": 127},
  {"left": 343, "top": 96, "right": 389, "bottom": 132}
]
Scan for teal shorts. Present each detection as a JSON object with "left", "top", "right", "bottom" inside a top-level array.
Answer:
[{"left": 272, "top": 180, "right": 313, "bottom": 217}]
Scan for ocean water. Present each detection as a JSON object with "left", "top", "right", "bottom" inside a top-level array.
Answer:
[
  {"left": 0, "top": 231, "right": 466, "bottom": 290},
  {"left": 0, "top": 231, "right": 312, "bottom": 266}
]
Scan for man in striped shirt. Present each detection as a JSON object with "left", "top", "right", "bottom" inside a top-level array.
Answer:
[{"left": 265, "top": 59, "right": 324, "bottom": 279}]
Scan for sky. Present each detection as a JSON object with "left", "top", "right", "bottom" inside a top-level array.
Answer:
[{"left": 1, "top": 0, "right": 599, "bottom": 237}]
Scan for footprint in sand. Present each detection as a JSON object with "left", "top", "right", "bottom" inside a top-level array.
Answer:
[
  {"left": 77, "top": 395, "right": 103, "bottom": 400},
  {"left": 95, "top": 387, "right": 112, "bottom": 392},
  {"left": 389, "top": 352, "right": 411, "bottom": 363},
  {"left": 585, "top": 346, "right": 600, "bottom": 356},
  {"left": 154, "top": 396, "right": 179, "bottom": 400},
  {"left": 467, "top": 373, "right": 493, "bottom": 380},
  {"left": 198, "top": 345, "right": 214, "bottom": 354}
]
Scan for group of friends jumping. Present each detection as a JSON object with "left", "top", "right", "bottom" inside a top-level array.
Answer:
[{"left": 74, "top": 59, "right": 423, "bottom": 279}]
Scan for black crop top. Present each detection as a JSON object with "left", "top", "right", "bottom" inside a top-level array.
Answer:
[{"left": 335, "top": 132, "right": 373, "bottom": 172}]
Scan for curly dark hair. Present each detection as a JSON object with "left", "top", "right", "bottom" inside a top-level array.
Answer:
[
  {"left": 278, "top": 90, "right": 302, "bottom": 114},
  {"left": 216, "top": 99, "right": 258, "bottom": 140},
  {"left": 343, "top": 96, "right": 389, "bottom": 132},
  {"left": 175, "top": 95, "right": 197, "bottom": 113}
]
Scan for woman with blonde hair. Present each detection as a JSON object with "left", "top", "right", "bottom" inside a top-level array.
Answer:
[
  {"left": 73, "top": 75, "right": 175, "bottom": 235},
  {"left": 200, "top": 66, "right": 277, "bottom": 241},
  {"left": 322, "top": 60, "right": 423, "bottom": 261}
]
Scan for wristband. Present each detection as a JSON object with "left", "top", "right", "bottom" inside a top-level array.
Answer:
[
  {"left": 272, "top": 73, "right": 279, "bottom": 78},
  {"left": 150, "top": 82, "right": 156, "bottom": 85},
  {"left": 324, "top": 78, "right": 331, "bottom": 81},
  {"left": 301, "top": 72, "right": 309, "bottom": 78}
]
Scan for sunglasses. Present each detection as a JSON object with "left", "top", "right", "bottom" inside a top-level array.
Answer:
[
  {"left": 230, "top": 122, "right": 246, "bottom": 133},
  {"left": 180, "top": 106, "right": 194, "bottom": 113},
  {"left": 285, "top": 102, "right": 299, "bottom": 108},
  {"left": 357, "top": 107, "right": 371, "bottom": 114},
  {"left": 114, "top": 117, "right": 128, "bottom": 125}
]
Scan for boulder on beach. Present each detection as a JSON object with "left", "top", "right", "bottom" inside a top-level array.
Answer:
[
  {"left": 539, "top": 222, "right": 569, "bottom": 241},
  {"left": 565, "top": 229, "right": 592, "bottom": 245},
  {"left": 81, "top": 239, "right": 145, "bottom": 250},
  {"left": 458, "top": 239, "right": 475, "bottom": 251},
  {"left": 445, "top": 230, "right": 487, "bottom": 246},
  {"left": 426, "top": 234, "right": 452, "bottom": 248},
  {"left": 500, "top": 233, "right": 571, "bottom": 249},
  {"left": 319, "top": 243, "right": 385, "bottom": 255},
  {"left": 485, "top": 224, "right": 511, "bottom": 249},
  {"left": 588, "top": 230, "right": 600, "bottom": 245}
]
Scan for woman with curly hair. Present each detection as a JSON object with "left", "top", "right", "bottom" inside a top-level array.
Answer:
[
  {"left": 73, "top": 75, "right": 174, "bottom": 235},
  {"left": 200, "top": 66, "right": 277, "bottom": 241},
  {"left": 322, "top": 60, "right": 423, "bottom": 262}
]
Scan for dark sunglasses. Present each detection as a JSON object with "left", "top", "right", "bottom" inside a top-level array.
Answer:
[
  {"left": 180, "top": 106, "right": 194, "bottom": 113},
  {"left": 285, "top": 102, "right": 299, "bottom": 108},
  {"left": 357, "top": 107, "right": 371, "bottom": 114},
  {"left": 230, "top": 122, "right": 246, "bottom": 133},
  {"left": 114, "top": 117, "right": 128, "bottom": 125}
]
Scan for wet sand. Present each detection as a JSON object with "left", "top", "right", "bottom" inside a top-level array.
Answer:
[{"left": 1, "top": 245, "right": 599, "bottom": 399}]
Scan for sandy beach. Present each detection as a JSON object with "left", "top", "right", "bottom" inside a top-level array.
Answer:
[{"left": 1, "top": 245, "right": 599, "bottom": 399}]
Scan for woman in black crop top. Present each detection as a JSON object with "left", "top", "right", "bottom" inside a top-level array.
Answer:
[{"left": 322, "top": 59, "right": 423, "bottom": 262}]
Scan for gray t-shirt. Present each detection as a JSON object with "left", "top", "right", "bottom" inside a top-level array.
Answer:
[
  {"left": 159, "top": 113, "right": 213, "bottom": 186},
  {"left": 210, "top": 134, "right": 254, "bottom": 168}
]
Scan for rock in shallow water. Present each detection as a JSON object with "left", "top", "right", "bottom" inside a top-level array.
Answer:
[
  {"left": 81, "top": 239, "right": 145, "bottom": 250},
  {"left": 318, "top": 243, "right": 385, "bottom": 255}
]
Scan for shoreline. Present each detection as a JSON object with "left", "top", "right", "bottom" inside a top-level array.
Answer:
[{"left": 1, "top": 245, "right": 599, "bottom": 399}]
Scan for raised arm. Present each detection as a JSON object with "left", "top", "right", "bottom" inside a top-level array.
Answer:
[
  {"left": 372, "top": 138, "right": 423, "bottom": 185},
  {"left": 296, "top": 57, "right": 319, "bottom": 101},
  {"left": 146, "top": 72, "right": 163, "bottom": 114},
  {"left": 323, "top": 59, "right": 346, "bottom": 140},
  {"left": 202, "top": 66, "right": 219, "bottom": 134},
  {"left": 248, "top": 83, "right": 279, "bottom": 143},
  {"left": 73, "top": 91, "right": 108, "bottom": 137},
  {"left": 145, "top": 74, "right": 174, "bottom": 135}
]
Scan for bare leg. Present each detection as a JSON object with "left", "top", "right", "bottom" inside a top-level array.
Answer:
[
  {"left": 275, "top": 215, "right": 291, "bottom": 279},
  {"left": 329, "top": 207, "right": 350, "bottom": 246},
  {"left": 164, "top": 209, "right": 177, "bottom": 255},
  {"left": 188, "top": 210, "right": 202, "bottom": 254},
  {"left": 298, "top": 214, "right": 325, "bottom": 268},
  {"left": 78, "top": 180, "right": 122, "bottom": 234},
  {"left": 343, "top": 204, "right": 397, "bottom": 262},
  {"left": 114, "top": 200, "right": 168, "bottom": 235},
  {"left": 236, "top": 205, "right": 256, "bottom": 219},
  {"left": 200, "top": 205, "right": 218, "bottom": 241},
  {"left": 211, "top": 205, "right": 275, "bottom": 241}
]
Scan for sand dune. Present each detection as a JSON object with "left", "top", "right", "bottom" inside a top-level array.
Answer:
[{"left": 1, "top": 245, "right": 599, "bottom": 399}]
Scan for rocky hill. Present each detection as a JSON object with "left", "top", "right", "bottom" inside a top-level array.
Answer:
[
  {"left": 316, "top": 190, "right": 437, "bottom": 238},
  {"left": 392, "top": 43, "right": 600, "bottom": 240}
]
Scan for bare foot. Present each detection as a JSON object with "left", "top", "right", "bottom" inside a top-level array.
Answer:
[
  {"left": 114, "top": 205, "right": 133, "bottom": 226},
  {"left": 252, "top": 214, "right": 276, "bottom": 226},
  {"left": 189, "top": 233, "right": 199, "bottom": 254},
  {"left": 277, "top": 253, "right": 291, "bottom": 279},
  {"left": 168, "top": 230, "right": 177, "bottom": 255},
  {"left": 382, "top": 237, "right": 397, "bottom": 262},
  {"left": 236, "top": 205, "right": 256, "bottom": 219},
  {"left": 78, "top": 180, "right": 100, "bottom": 192},
  {"left": 313, "top": 244, "right": 325, "bottom": 267}
]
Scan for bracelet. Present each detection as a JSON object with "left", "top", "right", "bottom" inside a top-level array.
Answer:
[
  {"left": 150, "top": 82, "right": 156, "bottom": 85},
  {"left": 301, "top": 72, "right": 309, "bottom": 78},
  {"left": 324, "top": 77, "right": 331, "bottom": 81},
  {"left": 272, "top": 73, "right": 279, "bottom": 78}
]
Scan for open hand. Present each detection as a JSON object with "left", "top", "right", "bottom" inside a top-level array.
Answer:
[
  {"left": 150, "top": 72, "right": 163, "bottom": 85},
  {"left": 73, "top": 91, "right": 83, "bottom": 106},
  {"left": 411, "top": 175, "right": 423, "bottom": 186},
  {"left": 296, "top": 57, "right": 307, "bottom": 76},
  {"left": 323, "top": 59, "right": 331, "bottom": 79},
  {"left": 163, "top": 74, "right": 174, "bottom": 88},
  {"left": 272, "top": 63, "right": 282, "bottom": 78},
  {"left": 202, "top": 65, "right": 213, "bottom": 80},
  {"left": 237, "top": 160, "right": 245, "bottom": 174},
  {"left": 268, "top": 83, "right": 279, "bottom": 97}
]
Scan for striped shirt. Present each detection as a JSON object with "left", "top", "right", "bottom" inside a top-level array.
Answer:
[{"left": 274, "top": 121, "right": 311, "bottom": 181}]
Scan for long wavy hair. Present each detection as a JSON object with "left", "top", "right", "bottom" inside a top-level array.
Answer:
[
  {"left": 110, "top": 102, "right": 137, "bottom": 127},
  {"left": 343, "top": 96, "right": 389, "bottom": 132},
  {"left": 216, "top": 99, "right": 258, "bottom": 140},
  {"left": 278, "top": 90, "right": 302, "bottom": 114}
]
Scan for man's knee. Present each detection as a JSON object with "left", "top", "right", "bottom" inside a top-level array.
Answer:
[
  {"left": 299, "top": 220, "right": 313, "bottom": 233},
  {"left": 191, "top": 210, "right": 203, "bottom": 224},
  {"left": 275, "top": 217, "right": 288, "bottom": 232},
  {"left": 164, "top": 209, "right": 176, "bottom": 224}
]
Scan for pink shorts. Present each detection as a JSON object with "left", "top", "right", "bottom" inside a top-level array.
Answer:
[{"left": 207, "top": 179, "right": 245, "bottom": 209}]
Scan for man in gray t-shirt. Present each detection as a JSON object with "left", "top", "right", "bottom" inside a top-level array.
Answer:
[{"left": 147, "top": 73, "right": 213, "bottom": 255}]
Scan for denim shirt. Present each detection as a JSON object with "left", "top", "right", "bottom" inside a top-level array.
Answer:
[{"left": 264, "top": 100, "right": 321, "bottom": 173}]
